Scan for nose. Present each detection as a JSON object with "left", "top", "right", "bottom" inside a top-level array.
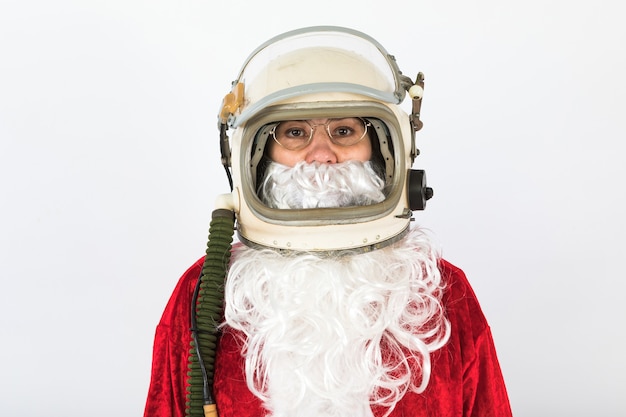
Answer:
[{"left": 304, "top": 128, "right": 337, "bottom": 164}]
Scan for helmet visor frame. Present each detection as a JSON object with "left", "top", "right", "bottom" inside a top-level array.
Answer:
[{"left": 238, "top": 101, "right": 406, "bottom": 226}]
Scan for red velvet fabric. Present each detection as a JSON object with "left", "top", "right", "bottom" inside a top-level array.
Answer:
[{"left": 144, "top": 257, "right": 512, "bottom": 417}]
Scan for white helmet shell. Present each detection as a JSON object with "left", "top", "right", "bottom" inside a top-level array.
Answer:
[{"left": 216, "top": 26, "right": 425, "bottom": 253}]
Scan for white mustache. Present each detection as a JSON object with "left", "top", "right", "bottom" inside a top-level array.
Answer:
[{"left": 260, "top": 160, "right": 386, "bottom": 209}]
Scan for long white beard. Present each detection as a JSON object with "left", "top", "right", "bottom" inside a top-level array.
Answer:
[
  {"left": 223, "top": 228, "right": 451, "bottom": 417},
  {"left": 259, "top": 160, "right": 386, "bottom": 209}
]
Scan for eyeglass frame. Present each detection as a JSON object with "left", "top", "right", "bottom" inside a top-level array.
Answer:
[{"left": 269, "top": 117, "right": 372, "bottom": 151}]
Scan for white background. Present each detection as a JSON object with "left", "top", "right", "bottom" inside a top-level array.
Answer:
[{"left": 1, "top": 1, "right": 624, "bottom": 416}]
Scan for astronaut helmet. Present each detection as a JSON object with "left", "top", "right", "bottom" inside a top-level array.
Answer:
[{"left": 216, "top": 26, "right": 431, "bottom": 253}]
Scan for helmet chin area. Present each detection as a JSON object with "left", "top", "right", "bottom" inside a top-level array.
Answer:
[{"left": 229, "top": 101, "right": 415, "bottom": 253}]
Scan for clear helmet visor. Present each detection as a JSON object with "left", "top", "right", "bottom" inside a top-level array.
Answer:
[{"left": 228, "top": 26, "right": 408, "bottom": 128}]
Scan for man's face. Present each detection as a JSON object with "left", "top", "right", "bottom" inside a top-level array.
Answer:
[{"left": 267, "top": 117, "right": 373, "bottom": 166}]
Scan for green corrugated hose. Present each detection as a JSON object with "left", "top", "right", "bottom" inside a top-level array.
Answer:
[{"left": 186, "top": 209, "right": 235, "bottom": 417}]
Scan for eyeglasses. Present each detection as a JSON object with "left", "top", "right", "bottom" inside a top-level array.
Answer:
[{"left": 270, "top": 118, "right": 371, "bottom": 151}]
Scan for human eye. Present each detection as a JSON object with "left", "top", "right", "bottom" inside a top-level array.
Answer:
[
  {"left": 277, "top": 122, "right": 310, "bottom": 139},
  {"left": 285, "top": 127, "right": 307, "bottom": 138},
  {"left": 331, "top": 125, "right": 355, "bottom": 137}
]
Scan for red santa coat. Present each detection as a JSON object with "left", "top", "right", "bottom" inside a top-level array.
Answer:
[{"left": 144, "top": 256, "right": 512, "bottom": 417}]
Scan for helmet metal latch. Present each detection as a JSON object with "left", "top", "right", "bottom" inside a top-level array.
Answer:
[{"left": 405, "top": 72, "right": 425, "bottom": 162}]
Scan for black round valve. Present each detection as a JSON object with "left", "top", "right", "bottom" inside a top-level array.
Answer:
[{"left": 408, "top": 169, "right": 434, "bottom": 211}]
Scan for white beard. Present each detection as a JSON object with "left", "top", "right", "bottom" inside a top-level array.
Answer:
[
  {"left": 223, "top": 228, "right": 451, "bottom": 417},
  {"left": 259, "top": 160, "right": 386, "bottom": 209}
]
